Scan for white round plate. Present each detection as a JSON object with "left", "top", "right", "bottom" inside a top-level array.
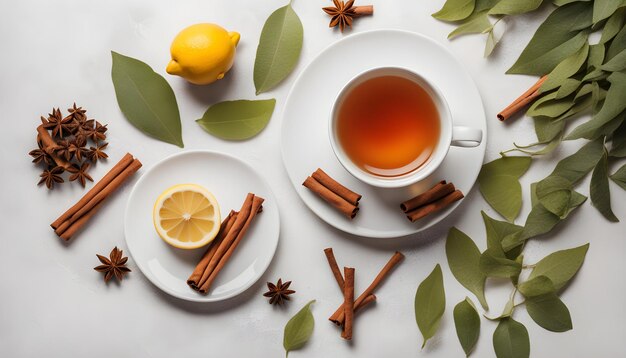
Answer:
[
  {"left": 124, "top": 151, "right": 280, "bottom": 302},
  {"left": 281, "top": 29, "right": 487, "bottom": 238}
]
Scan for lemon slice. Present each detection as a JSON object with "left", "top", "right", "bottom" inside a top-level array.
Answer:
[{"left": 153, "top": 184, "right": 221, "bottom": 249}]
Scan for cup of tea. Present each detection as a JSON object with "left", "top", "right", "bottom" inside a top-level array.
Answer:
[{"left": 329, "top": 67, "right": 482, "bottom": 188}]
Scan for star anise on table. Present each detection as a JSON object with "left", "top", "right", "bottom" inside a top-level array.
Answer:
[
  {"left": 38, "top": 166, "right": 65, "bottom": 189},
  {"left": 46, "top": 108, "right": 75, "bottom": 138},
  {"left": 87, "top": 142, "right": 109, "bottom": 162},
  {"left": 55, "top": 140, "right": 75, "bottom": 161},
  {"left": 68, "top": 162, "right": 93, "bottom": 187},
  {"left": 323, "top": 0, "right": 357, "bottom": 32},
  {"left": 29, "top": 146, "right": 53, "bottom": 165},
  {"left": 67, "top": 102, "right": 87, "bottom": 122},
  {"left": 94, "top": 246, "right": 131, "bottom": 283},
  {"left": 263, "top": 278, "right": 296, "bottom": 305},
  {"left": 83, "top": 120, "right": 107, "bottom": 142}
]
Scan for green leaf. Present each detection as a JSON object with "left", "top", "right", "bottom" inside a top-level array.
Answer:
[
  {"left": 479, "top": 156, "right": 532, "bottom": 222},
  {"left": 479, "top": 249, "right": 522, "bottom": 278},
  {"left": 528, "top": 243, "right": 589, "bottom": 290},
  {"left": 590, "top": 150, "right": 619, "bottom": 221},
  {"left": 254, "top": 4, "right": 303, "bottom": 95},
  {"left": 568, "top": 73, "right": 626, "bottom": 140},
  {"left": 518, "top": 275, "right": 556, "bottom": 297},
  {"left": 446, "top": 227, "right": 489, "bottom": 310},
  {"left": 525, "top": 293, "right": 573, "bottom": 332},
  {"left": 433, "top": 0, "right": 476, "bottom": 21},
  {"left": 507, "top": 2, "right": 592, "bottom": 75},
  {"left": 489, "top": 0, "right": 543, "bottom": 15},
  {"left": 601, "top": 49, "right": 626, "bottom": 71},
  {"left": 552, "top": 0, "right": 590, "bottom": 6},
  {"left": 283, "top": 300, "right": 315, "bottom": 356},
  {"left": 548, "top": 137, "right": 605, "bottom": 183},
  {"left": 593, "top": 0, "right": 626, "bottom": 24},
  {"left": 607, "top": 20, "right": 626, "bottom": 61},
  {"left": 588, "top": 44, "right": 606, "bottom": 70},
  {"left": 110, "top": 51, "right": 183, "bottom": 147},
  {"left": 610, "top": 164, "right": 626, "bottom": 189},
  {"left": 556, "top": 78, "right": 582, "bottom": 99},
  {"left": 610, "top": 120, "right": 626, "bottom": 157},
  {"left": 448, "top": 12, "right": 493, "bottom": 39},
  {"left": 516, "top": 203, "right": 562, "bottom": 243},
  {"left": 475, "top": 0, "right": 502, "bottom": 12},
  {"left": 484, "top": 29, "right": 500, "bottom": 57},
  {"left": 196, "top": 99, "right": 276, "bottom": 140},
  {"left": 453, "top": 298, "right": 481, "bottom": 356},
  {"left": 600, "top": 8, "right": 626, "bottom": 44},
  {"left": 493, "top": 318, "right": 530, "bottom": 358},
  {"left": 482, "top": 211, "right": 524, "bottom": 259},
  {"left": 527, "top": 92, "right": 576, "bottom": 118},
  {"left": 415, "top": 264, "right": 446, "bottom": 349},
  {"left": 536, "top": 175, "right": 573, "bottom": 217},
  {"left": 541, "top": 42, "right": 589, "bottom": 92}
]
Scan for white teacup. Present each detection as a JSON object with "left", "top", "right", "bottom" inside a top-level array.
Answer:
[{"left": 329, "top": 67, "right": 483, "bottom": 189}]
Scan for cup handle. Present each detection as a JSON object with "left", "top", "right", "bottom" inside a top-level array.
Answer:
[{"left": 451, "top": 126, "right": 482, "bottom": 148}]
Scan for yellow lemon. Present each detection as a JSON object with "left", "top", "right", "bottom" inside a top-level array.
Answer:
[
  {"left": 166, "top": 23, "right": 240, "bottom": 85},
  {"left": 153, "top": 184, "right": 221, "bottom": 249}
]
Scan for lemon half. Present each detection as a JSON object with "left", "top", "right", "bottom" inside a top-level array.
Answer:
[{"left": 153, "top": 184, "right": 221, "bottom": 249}]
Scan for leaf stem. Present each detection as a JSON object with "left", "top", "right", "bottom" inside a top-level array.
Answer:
[{"left": 522, "top": 264, "right": 536, "bottom": 269}]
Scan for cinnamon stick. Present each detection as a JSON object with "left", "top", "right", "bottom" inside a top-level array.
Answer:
[
  {"left": 323, "top": 248, "right": 375, "bottom": 310},
  {"left": 400, "top": 181, "right": 455, "bottom": 212},
  {"left": 329, "top": 252, "right": 404, "bottom": 326},
  {"left": 196, "top": 194, "right": 265, "bottom": 294},
  {"left": 406, "top": 190, "right": 464, "bottom": 222},
  {"left": 312, "top": 168, "right": 361, "bottom": 205},
  {"left": 187, "top": 211, "right": 237, "bottom": 290},
  {"left": 353, "top": 5, "right": 374, "bottom": 16},
  {"left": 497, "top": 75, "right": 547, "bottom": 121},
  {"left": 341, "top": 267, "right": 355, "bottom": 340},
  {"left": 36, "top": 125, "right": 71, "bottom": 170},
  {"left": 58, "top": 201, "right": 105, "bottom": 240},
  {"left": 303, "top": 176, "right": 358, "bottom": 219}
]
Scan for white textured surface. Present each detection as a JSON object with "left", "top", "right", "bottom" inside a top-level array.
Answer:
[{"left": 1, "top": 0, "right": 624, "bottom": 357}]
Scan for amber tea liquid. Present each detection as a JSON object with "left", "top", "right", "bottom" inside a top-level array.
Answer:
[{"left": 336, "top": 75, "right": 441, "bottom": 177}]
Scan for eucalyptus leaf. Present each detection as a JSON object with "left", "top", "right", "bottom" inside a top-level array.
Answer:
[
  {"left": 600, "top": 49, "right": 626, "bottom": 71},
  {"left": 610, "top": 121, "right": 626, "bottom": 157},
  {"left": 507, "top": 2, "right": 592, "bottom": 75},
  {"left": 590, "top": 150, "right": 619, "bottom": 221},
  {"left": 535, "top": 116, "right": 565, "bottom": 142},
  {"left": 607, "top": 21, "right": 626, "bottom": 61},
  {"left": 593, "top": 0, "right": 626, "bottom": 24},
  {"left": 556, "top": 78, "right": 582, "bottom": 99},
  {"left": 484, "top": 29, "right": 498, "bottom": 57},
  {"left": 587, "top": 44, "right": 606, "bottom": 70},
  {"left": 525, "top": 293, "right": 573, "bottom": 332},
  {"left": 196, "top": 99, "right": 276, "bottom": 140},
  {"left": 482, "top": 211, "right": 524, "bottom": 259},
  {"left": 536, "top": 175, "right": 573, "bottom": 217},
  {"left": 453, "top": 298, "right": 481, "bottom": 356},
  {"left": 283, "top": 300, "right": 315, "bottom": 357},
  {"left": 446, "top": 227, "right": 489, "bottom": 310},
  {"left": 415, "top": 264, "right": 446, "bottom": 349},
  {"left": 540, "top": 42, "right": 589, "bottom": 92},
  {"left": 479, "top": 249, "right": 522, "bottom": 278},
  {"left": 254, "top": 3, "right": 303, "bottom": 95},
  {"left": 600, "top": 8, "right": 626, "bottom": 44},
  {"left": 478, "top": 156, "right": 532, "bottom": 222},
  {"left": 475, "top": 0, "right": 501, "bottom": 12},
  {"left": 110, "top": 51, "right": 183, "bottom": 147},
  {"left": 448, "top": 12, "right": 492, "bottom": 39},
  {"left": 518, "top": 275, "right": 556, "bottom": 297},
  {"left": 527, "top": 92, "right": 576, "bottom": 118},
  {"left": 433, "top": 0, "right": 476, "bottom": 21},
  {"left": 493, "top": 318, "right": 530, "bottom": 358},
  {"left": 548, "top": 137, "right": 605, "bottom": 183},
  {"left": 515, "top": 203, "right": 561, "bottom": 243},
  {"left": 528, "top": 243, "right": 589, "bottom": 290},
  {"left": 552, "top": 0, "right": 591, "bottom": 5},
  {"left": 610, "top": 164, "right": 626, "bottom": 189},
  {"left": 489, "top": 0, "right": 543, "bottom": 15}
]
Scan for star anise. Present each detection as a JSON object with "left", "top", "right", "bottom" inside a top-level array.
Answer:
[
  {"left": 83, "top": 120, "right": 107, "bottom": 142},
  {"left": 29, "top": 147, "right": 53, "bottom": 165},
  {"left": 46, "top": 108, "right": 75, "bottom": 137},
  {"left": 67, "top": 102, "right": 87, "bottom": 122},
  {"left": 68, "top": 162, "right": 93, "bottom": 187},
  {"left": 87, "top": 142, "right": 109, "bottom": 162},
  {"left": 71, "top": 137, "right": 88, "bottom": 161},
  {"left": 263, "top": 278, "right": 295, "bottom": 305},
  {"left": 38, "top": 166, "right": 65, "bottom": 189},
  {"left": 94, "top": 246, "right": 131, "bottom": 283},
  {"left": 54, "top": 140, "right": 75, "bottom": 161},
  {"left": 323, "top": 0, "right": 357, "bottom": 32}
]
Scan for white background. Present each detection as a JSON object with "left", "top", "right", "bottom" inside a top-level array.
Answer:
[{"left": 1, "top": 0, "right": 624, "bottom": 357}]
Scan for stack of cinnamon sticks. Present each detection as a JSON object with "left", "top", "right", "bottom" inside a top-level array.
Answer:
[
  {"left": 188, "top": 193, "right": 264, "bottom": 294},
  {"left": 400, "top": 180, "right": 464, "bottom": 222},
  {"left": 303, "top": 168, "right": 361, "bottom": 219},
  {"left": 324, "top": 248, "right": 404, "bottom": 340},
  {"left": 497, "top": 75, "right": 547, "bottom": 121},
  {"left": 51, "top": 153, "right": 142, "bottom": 240}
]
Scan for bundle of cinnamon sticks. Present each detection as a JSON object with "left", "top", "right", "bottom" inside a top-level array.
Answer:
[
  {"left": 188, "top": 193, "right": 264, "bottom": 294},
  {"left": 400, "top": 180, "right": 464, "bottom": 222},
  {"left": 303, "top": 168, "right": 361, "bottom": 219},
  {"left": 51, "top": 153, "right": 142, "bottom": 240},
  {"left": 324, "top": 248, "right": 404, "bottom": 340}
]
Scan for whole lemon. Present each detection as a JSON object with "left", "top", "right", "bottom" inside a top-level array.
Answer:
[{"left": 166, "top": 23, "right": 240, "bottom": 85}]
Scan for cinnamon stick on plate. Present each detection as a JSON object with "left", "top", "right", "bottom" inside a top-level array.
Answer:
[
  {"left": 187, "top": 193, "right": 264, "bottom": 294},
  {"left": 401, "top": 181, "right": 464, "bottom": 222},
  {"left": 51, "top": 153, "right": 142, "bottom": 240},
  {"left": 497, "top": 75, "right": 547, "bottom": 121},
  {"left": 323, "top": 248, "right": 375, "bottom": 313},
  {"left": 303, "top": 168, "right": 361, "bottom": 219}
]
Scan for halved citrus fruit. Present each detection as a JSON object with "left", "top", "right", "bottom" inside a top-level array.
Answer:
[{"left": 153, "top": 184, "right": 221, "bottom": 249}]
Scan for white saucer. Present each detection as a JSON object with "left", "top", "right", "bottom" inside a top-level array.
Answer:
[
  {"left": 281, "top": 29, "right": 487, "bottom": 238},
  {"left": 124, "top": 151, "right": 280, "bottom": 302}
]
